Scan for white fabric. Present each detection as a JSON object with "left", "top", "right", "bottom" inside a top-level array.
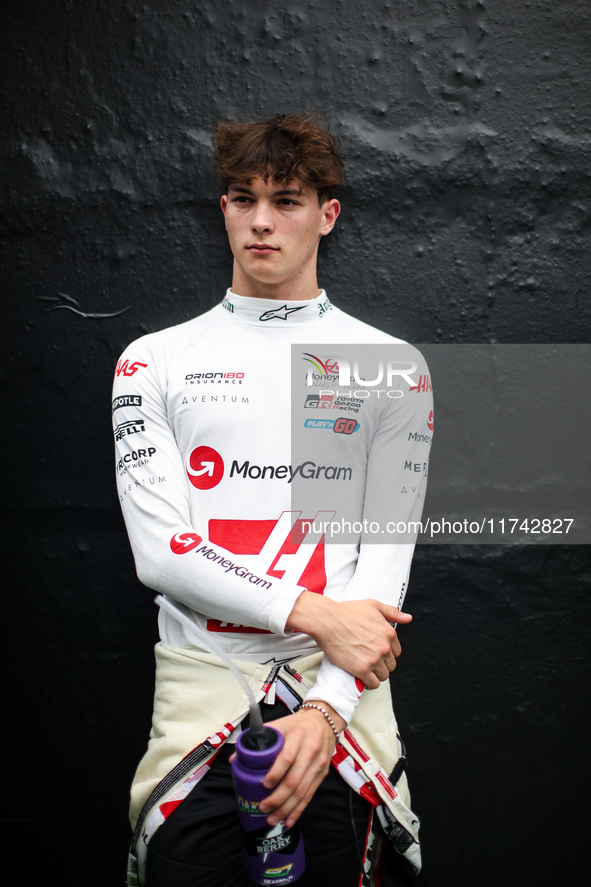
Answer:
[{"left": 113, "top": 289, "right": 432, "bottom": 722}]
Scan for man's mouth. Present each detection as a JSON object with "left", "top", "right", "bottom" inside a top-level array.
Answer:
[{"left": 247, "top": 243, "right": 279, "bottom": 254}]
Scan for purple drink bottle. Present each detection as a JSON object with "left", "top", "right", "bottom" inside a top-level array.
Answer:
[
  {"left": 153, "top": 598, "right": 305, "bottom": 885},
  {"left": 232, "top": 725, "right": 306, "bottom": 885}
]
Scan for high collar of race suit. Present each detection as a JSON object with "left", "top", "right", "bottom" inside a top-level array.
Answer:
[{"left": 219, "top": 288, "right": 334, "bottom": 326}]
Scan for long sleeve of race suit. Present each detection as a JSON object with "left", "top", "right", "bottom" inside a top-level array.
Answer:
[
  {"left": 112, "top": 340, "right": 304, "bottom": 637},
  {"left": 304, "top": 355, "right": 433, "bottom": 722},
  {"left": 112, "top": 306, "right": 433, "bottom": 725}
]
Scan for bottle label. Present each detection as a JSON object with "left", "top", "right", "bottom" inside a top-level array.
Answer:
[
  {"left": 260, "top": 863, "right": 295, "bottom": 885},
  {"left": 241, "top": 822, "right": 300, "bottom": 858}
]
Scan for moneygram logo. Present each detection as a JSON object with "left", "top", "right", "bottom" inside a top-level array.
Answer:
[
  {"left": 427, "top": 409, "right": 434, "bottom": 431},
  {"left": 186, "top": 446, "right": 225, "bottom": 490},
  {"left": 170, "top": 531, "right": 203, "bottom": 554},
  {"left": 186, "top": 445, "right": 353, "bottom": 488}
]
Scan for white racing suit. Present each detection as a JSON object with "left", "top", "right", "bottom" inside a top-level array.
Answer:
[{"left": 113, "top": 290, "right": 433, "bottom": 885}]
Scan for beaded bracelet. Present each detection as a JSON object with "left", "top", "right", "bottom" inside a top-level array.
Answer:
[{"left": 300, "top": 703, "right": 341, "bottom": 740}]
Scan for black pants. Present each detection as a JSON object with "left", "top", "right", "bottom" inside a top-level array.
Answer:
[
  {"left": 145, "top": 699, "right": 423, "bottom": 887},
  {"left": 145, "top": 698, "right": 372, "bottom": 886}
]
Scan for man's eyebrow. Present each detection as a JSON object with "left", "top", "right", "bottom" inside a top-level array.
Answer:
[
  {"left": 272, "top": 187, "right": 304, "bottom": 197},
  {"left": 228, "top": 185, "right": 304, "bottom": 197}
]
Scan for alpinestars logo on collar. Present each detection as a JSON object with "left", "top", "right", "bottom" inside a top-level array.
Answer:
[{"left": 259, "top": 304, "right": 307, "bottom": 322}]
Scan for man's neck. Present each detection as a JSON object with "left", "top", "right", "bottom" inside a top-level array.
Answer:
[{"left": 230, "top": 267, "right": 321, "bottom": 302}]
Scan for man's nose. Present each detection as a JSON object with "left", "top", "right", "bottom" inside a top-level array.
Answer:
[{"left": 251, "top": 201, "right": 273, "bottom": 232}]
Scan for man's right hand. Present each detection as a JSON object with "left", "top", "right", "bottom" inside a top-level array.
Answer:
[{"left": 285, "top": 591, "right": 412, "bottom": 690}]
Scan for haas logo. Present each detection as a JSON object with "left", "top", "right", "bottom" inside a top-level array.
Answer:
[{"left": 187, "top": 446, "right": 224, "bottom": 490}]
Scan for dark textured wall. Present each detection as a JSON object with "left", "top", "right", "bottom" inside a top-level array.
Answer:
[{"left": 2, "top": 2, "right": 590, "bottom": 885}]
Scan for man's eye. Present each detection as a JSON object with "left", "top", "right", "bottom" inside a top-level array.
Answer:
[{"left": 231, "top": 196, "right": 251, "bottom": 203}]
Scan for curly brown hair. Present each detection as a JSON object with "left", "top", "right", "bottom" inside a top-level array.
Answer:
[{"left": 212, "top": 112, "right": 344, "bottom": 204}]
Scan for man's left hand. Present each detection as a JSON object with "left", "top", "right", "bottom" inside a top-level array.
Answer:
[{"left": 256, "top": 702, "right": 346, "bottom": 828}]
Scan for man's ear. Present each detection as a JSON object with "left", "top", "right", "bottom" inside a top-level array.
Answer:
[
  {"left": 220, "top": 194, "right": 228, "bottom": 228},
  {"left": 320, "top": 199, "right": 341, "bottom": 237}
]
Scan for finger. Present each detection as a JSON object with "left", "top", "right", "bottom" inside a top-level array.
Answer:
[
  {"left": 264, "top": 736, "right": 324, "bottom": 800},
  {"left": 386, "top": 645, "right": 401, "bottom": 668},
  {"left": 261, "top": 737, "right": 330, "bottom": 820},
  {"left": 265, "top": 764, "right": 326, "bottom": 826},
  {"left": 375, "top": 661, "right": 392, "bottom": 681},
  {"left": 284, "top": 796, "right": 313, "bottom": 829},
  {"left": 275, "top": 767, "right": 330, "bottom": 828},
  {"left": 260, "top": 783, "right": 295, "bottom": 820},
  {"left": 381, "top": 650, "right": 397, "bottom": 672},
  {"left": 378, "top": 603, "right": 412, "bottom": 624},
  {"left": 364, "top": 672, "right": 381, "bottom": 690},
  {"left": 262, "top": 745, "right": 295, "bottom": 790},
  {"left": 265, "top": 786, "right": 307, "bottom": 826},
  {"left": 260, "top": 737, "right": 309, "bottom": 805},
  {"left": 260, "top": 764, "right": 311, "bottom": 821}
]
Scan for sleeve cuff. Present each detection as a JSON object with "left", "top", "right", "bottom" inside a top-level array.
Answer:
[{"left": 304, "top": 656, "right": 364, "bottom": 724}]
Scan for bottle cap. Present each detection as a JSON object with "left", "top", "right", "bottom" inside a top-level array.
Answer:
[{"left": 236, "top": 726, "right": 284, "bottom": 768}]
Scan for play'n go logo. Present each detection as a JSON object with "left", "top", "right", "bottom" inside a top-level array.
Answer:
[{"left": 187, "top": 446, "right": 225, "bottom": 490}]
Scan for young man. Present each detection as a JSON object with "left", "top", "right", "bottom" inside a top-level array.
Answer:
[{"left": 113, "top": 113, "right": 432, "bottom": 886}]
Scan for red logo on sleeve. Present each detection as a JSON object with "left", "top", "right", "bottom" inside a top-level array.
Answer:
[
  {"left": 409, "top": 374, "right": 432, "bottom": 394},
  {"left": 115, "top": 359, "right": 148, "bottom": 377},
  {"left": 170, "top": 532, "right": 202, "bottom": 554}
]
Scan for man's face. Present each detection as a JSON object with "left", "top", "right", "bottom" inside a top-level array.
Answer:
[{"left": 220, "top": 177, "right": 340, "bottom": 299}]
